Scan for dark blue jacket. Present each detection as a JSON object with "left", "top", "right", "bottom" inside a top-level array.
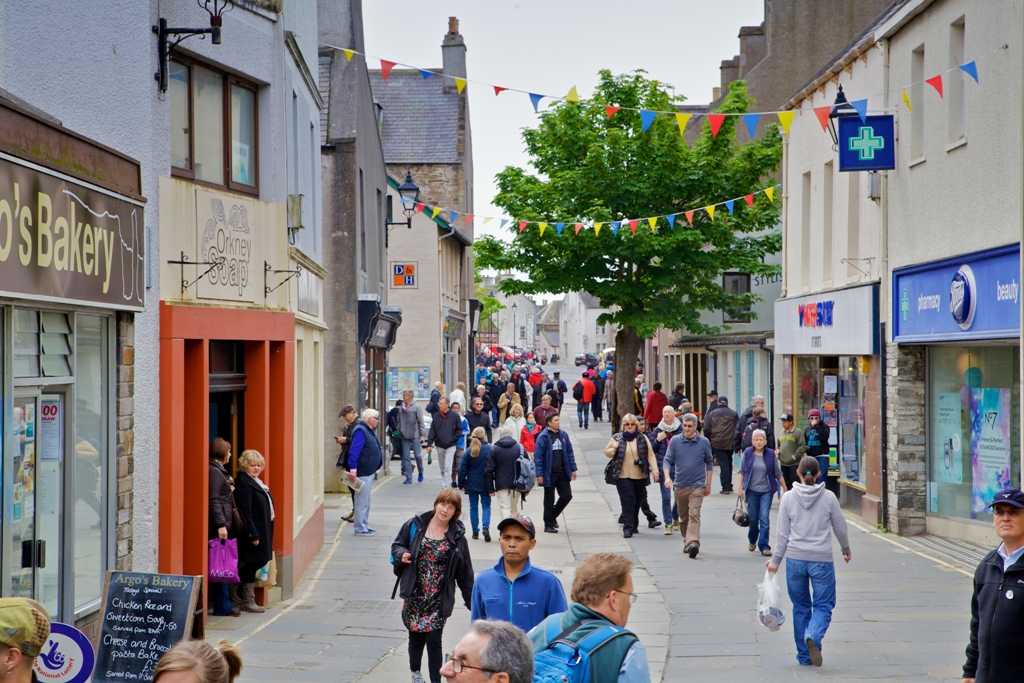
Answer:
[
  {"left": 458, "top": 444, "right": 491, "bottom": 494},
  {"left": 534, "top": 428, "right": 577, "bottom": 487},
  {"left": 741, "top": 447, "right": 779, "bottom": 496},
  {"left": 470, "top": 557, "right": 568, "bottom": 634},
  {"left": 348, "top": 421, "right": 383, "bottom": 476}
]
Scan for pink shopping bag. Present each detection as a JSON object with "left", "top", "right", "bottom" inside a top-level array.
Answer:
[{"left": 208, "top": 538, "right": 240, "bottom": 583}]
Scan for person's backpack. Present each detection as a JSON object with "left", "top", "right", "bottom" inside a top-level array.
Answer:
[
  {"left": 389, "top": 519, "right": 418, "bottom": 599},
  {"left": 512, "top": 445, "right": 536, "bottom": 494},
  {"left": 533, "top": 618, "right": 636, "bottom": 683},
  {"left": 572, "top": 381, "right": 584, "bottom": 401}
]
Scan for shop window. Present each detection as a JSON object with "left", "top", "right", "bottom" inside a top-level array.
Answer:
[
  {"left": 74, "top": 315, "right": 108, "bottom": 612},
  {"left": 927, "top": 346, "right": 1020, "bottom": 523},
  {"left": 169, "top": 57, "right": 259, "bottom": 194},
  {"left": 723, "top": 273, "right": 751, "bottom": 323},
  {"left": 839, "top": 356, "right": 869, "bottom": 485},
  {"left": 14, "top": 310, "right": 72, "bottom": 378}
]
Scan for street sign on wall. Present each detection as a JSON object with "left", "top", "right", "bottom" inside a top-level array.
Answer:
[{"left": 837, "top": 115, "right": 895, "bottom": 172}]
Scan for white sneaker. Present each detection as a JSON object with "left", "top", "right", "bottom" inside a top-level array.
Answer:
[{"left": 411, "top": 672, "right": 425, "bottom": 683}]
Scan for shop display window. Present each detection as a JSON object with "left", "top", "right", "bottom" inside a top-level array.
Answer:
[
  {"left": 927, "top": 346, "right": 1021, "bottom": 522},
  {"left": 838, "top": 356, "right": 869, "bottom": 485}
]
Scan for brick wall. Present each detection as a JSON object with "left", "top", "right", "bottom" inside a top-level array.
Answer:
[
  {"left": 116, "top": 311, "right": 135, "bottom": 570},
  {"left": 886, "top": 343, "right": 926, "bottom": 535}
]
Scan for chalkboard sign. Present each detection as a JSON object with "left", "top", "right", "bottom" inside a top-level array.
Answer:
[{"left": 94, "top": 572, "right": 202, "bottom": 683}]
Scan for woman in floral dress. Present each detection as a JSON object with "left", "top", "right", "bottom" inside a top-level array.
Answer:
[{"left": 391, "top": 488, "right": 474, "bottom": 683}]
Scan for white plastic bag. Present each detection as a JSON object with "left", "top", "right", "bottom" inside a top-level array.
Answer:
[{"left": 757, "top": 570, "right": 785, "bottom": 631}]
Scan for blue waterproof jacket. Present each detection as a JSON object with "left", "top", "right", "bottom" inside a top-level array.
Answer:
[
  {"left": 470, "top": 557, "right": 568, "bottom": 633},
  {"left": 533, "top": 428, "right": 577, "bottom": 487},
  {"left": 458, "top": 444, "right": 491, "bottom": 494}
]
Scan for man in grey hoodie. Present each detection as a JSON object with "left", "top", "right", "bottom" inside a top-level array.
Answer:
[
  {"left": 766, "top": 456, "right": 851, "bottom": 668},
  {"left": 398, "top": 391, "right": 427, "bottom": 484}
]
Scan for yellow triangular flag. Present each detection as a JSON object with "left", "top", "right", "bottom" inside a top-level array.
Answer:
[
  {"left": 431, "top": 207, "right": 442, "bottom": 219},
  {"left": 706, "top": 205, "right": 716, "bottom": 221},
  {"left": 342, "top": 49, "right": 355, "bottom": 62},
  {"left": 765, "top": 187, "right": 775, "bottom": 203},
  {"left": 902, "top": 87, "right": 912, "bottom": 112},
  {"left": 777, "top": 111, "right": 795, "bottom": 137},
  {"left": 648, "top": 217, "right": 658, "bottom": 231},
  {"left": 538, "top": 222, "right": 547, "bottom": 236},
  {"left": 482, "top": 217, "right": 492, "bottom": 225},
  {"left": 594, "top": 222, "right": 603, "bottom": 236},
  {"left": 675, "top": 113, "right": 692, "bottom": 136},
  {"left": 454, "top": 77, "right": 467, "bottom": 94},
  {"left": 566, "top": 85, "right": 580, "bottom": 103}
]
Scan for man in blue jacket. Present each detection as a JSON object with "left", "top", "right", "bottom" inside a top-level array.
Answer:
[
  {"left": 534, "top": 413, "right": 578, "bottom": 534},
  {"left": 347, "top": 409, "right": 384, "bottom": 536},
  {"left": 470, "top": 513, "right": 567, "bottom": 633}
]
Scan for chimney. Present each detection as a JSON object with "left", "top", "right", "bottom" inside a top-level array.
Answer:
[
  {"left": 712, "top": 86, "right": 721, "bottom": 101},
  {"left": 442, "top": 16, "right": 466, "bottom": 93}
]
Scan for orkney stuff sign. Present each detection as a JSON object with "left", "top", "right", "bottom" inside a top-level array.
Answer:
[
  {"left": 775, "top": 284, "right": 878, "bottom": 356},
  {"left": 837, "top": 115, "right": 895, "bottom": 172},
  {"left": 893, "top": 244, "right": 1020, "bottom": 342},
  {"left": 0, "top": 154, "right": 145, "bottom": 310}
]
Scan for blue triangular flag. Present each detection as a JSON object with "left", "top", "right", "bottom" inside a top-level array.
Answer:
[
  {"left": 640, "top": 110, "right": 657, "bottom": 133},
  {"left": 529, "top": 93, "right": 544, "bottom": 112},
  {"left": 959, "top": 61, "right": 979, "bottom": 83},
  {"left": 556, "top": 222, "right": 565, "bottom": 235},
  {"left": 725, "top": 200, "right": 735, "bottom": 215},
  {"left": 499, "top": 219, "right": 509, "bottom": 230},
  {"left": 667, "top": 214, "right": 676, "bottom": 228},
  {"left": 450, "top": 211, "right": 459, "bottom": 226},
  {"left": 851, "top": 98, "right": 868, "bottom": 122},
  {"left": 742, "top": 113, "right": 761, "bottom": 139},
  {"left": 611, "top": 221, "right": 620, "bottom": 236},
  {"left": 419, "top": 69, "right": 433, "bottom": 80}
]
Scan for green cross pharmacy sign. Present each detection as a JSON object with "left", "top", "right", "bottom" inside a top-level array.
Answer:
[{"left": 837, "top": 115, "right": 895, "bottom": 172}]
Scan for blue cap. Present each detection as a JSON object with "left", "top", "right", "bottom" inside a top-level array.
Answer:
[
  {"left": 717, "top": 396, "right": 729, "bottom": 405},
  {"left": 990, "top": 489, "right": 1024, "bottom": 509}
]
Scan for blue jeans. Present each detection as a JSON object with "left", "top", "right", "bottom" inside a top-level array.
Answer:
[
  {"left": 745, "top": 489, "right": 773, "bottom": 551},
  {"left": 210, "top": 580, "right": 233, "bottom": 615},
  {"left": 577, "top": 402, "right": 590, "bottom": 426},
  {"left": 467, "top": 492, "right": 491, "bottom": 533},
  {"left": 658, "top": 461, "right": 673, "bottom": 522},
  {"left": 353, "top": 475, "right": 375, "bottom": 534},
  {"left": 491, "top": 406, "right": 500, "bottom": 427},
  {"left": 786, "top": 559, "right": 837, "bottom": 665},
  {"left": 815, "top": 455, "right": 830, "bottom": 485},
  {"left": 401, "top": 438, "right": 423, "bottom": 478}
]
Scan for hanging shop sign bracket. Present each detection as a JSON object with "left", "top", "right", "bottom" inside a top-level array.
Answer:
[
  {"left": 264, "top": 261, "right": 301, "bottom": 300},
  {"left": 168, "top": 251, "right": 226, "bottom": 294}
]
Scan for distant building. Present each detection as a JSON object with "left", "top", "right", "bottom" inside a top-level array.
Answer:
[
  {"left": 562, "top": 292, "right": 616, "bottom": 362},
  {"left": 478, "top": 274, "right": 537, "bottom": 359},
  {"left": 536, "top": 299, "right": 562, "bottom": 361}
]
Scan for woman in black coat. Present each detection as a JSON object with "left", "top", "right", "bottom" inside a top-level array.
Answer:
[
  {"left": 208, "top": 438, "right": 238, "bottom": 617},
  {"left": 234, "top": 449, "right": 275, "bottom": 614},
  {"left": 391, "top": 488, "right": 474, "bottom": 683}
]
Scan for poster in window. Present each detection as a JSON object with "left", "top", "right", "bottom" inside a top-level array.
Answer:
[
  {"left": 971, "top": 388, "right": 1012, "bottom": 513},
  {"left": 936, "top": 392, "right": 963, "bottom": 484},
  {"left": 39, "top": 399, "right": 62, "bottom": 462},
  {"left": 232, "top": 141, "right": 251, "bottom": 185}
]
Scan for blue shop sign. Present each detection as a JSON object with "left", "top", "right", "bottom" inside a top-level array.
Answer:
[
  {"left": 838, "top": 115, "right": 895, "bottom": 172},
  {"left": 893, "top": 244, "right": 1020, "bottom": 343}
]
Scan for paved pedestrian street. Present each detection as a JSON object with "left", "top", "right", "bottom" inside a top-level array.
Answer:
[{"left": 211, "top": 392, "right": 980, "bottom": 682}]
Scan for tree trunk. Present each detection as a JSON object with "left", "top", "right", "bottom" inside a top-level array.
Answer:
[{"left": 611, "top": 326, "right": 642, "bottom": 433}]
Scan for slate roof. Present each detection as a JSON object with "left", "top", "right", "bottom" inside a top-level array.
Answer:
[
  {"left": 318, "top": 55, "right": 331, "bottom": 145},
  {"left": 536, "top": 300, "right": 562, "bottom": 327},
  {"left": 367, "top": 69, "right": 461, "bottom": 164},
  {"left": 542, "top": 329, "right": 560, "bottom": 347},
  {"left": 577, "top": 291, "right": 603, "bottom": 309}
]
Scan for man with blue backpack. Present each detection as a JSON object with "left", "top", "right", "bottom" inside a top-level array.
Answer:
[{"left": 528, "top": 552, "right": 650, "bottom": 683}]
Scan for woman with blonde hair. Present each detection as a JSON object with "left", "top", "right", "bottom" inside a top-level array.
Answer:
[
  {"left": 391, "top": 489, "right": 475, "bottom": 683},
  {"left": 604, "top": 413, "right": 659, "bottom": 539},
  {"left": 458, "top": 427, "right": 492, "bottom": 541},
  {"left": 233, "top": 450, "right": 275, "bottom": 613},
  {"left": 153, "top": 639, "right": 242, "bottom": 683},
  {"left": 503, "top": 403, "right": 527, "bottom": 443}
]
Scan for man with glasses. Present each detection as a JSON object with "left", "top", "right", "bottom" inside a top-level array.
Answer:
[
  {"left": 663, "top": 413, "right": 714, "bottom": 559},
  {"left": 440, "top": 619, "right": 533, "bottom": 683},
  {"left": 804, "top": 409, "right": 831, "bottom": 488},
  {"left": 528, "top": 552, "right": 650, "bottom": 683}
]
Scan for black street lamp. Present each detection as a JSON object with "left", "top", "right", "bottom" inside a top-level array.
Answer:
[
  {"left": 827, "top": 84, "right": 859, "bottom": 150},
  {"left": 387, "top": 171, "right": 421, "bottom": 229}
]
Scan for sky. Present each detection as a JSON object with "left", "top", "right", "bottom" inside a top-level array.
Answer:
[{"left": 362, "top": 0, "right": 766, "bottom": 244}]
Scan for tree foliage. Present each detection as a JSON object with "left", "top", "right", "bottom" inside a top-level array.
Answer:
[{"left": 474, "top": 72, "right": 782, "bottom": 338}]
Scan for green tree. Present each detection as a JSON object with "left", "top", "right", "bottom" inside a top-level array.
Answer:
[{"left": 474, "top": 73, "right": 781, "bottom": 427}]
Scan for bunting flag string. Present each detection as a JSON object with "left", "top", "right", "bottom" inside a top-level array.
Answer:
[{"left": 319, "top": 41, "right": 1003, "bottom": 139}]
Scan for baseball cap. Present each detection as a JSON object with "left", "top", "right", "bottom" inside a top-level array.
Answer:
[
  {"left": 780, "top": 413, "right": 794, "bottom": 422},
  {"left": 808, "top": 409, "right": 821, "bottom": 418},
  {"left": 989, "top": 489, "right": 1024, "bottom": 509},
  {"left": 707, "top": 389, "right": 718, "bottom": 397},
  {"left": 497, "top": 513, "right": 536, "bottom": 539},
  {"left": 717, "top": 396, "right": 729, "bottom": 405},
  {"left": 0, "top": 598, "right": 50, "bottom": 657}
]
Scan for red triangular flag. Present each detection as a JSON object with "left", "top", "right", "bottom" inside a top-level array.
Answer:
[
  {"left": 684, "top": 211, "right": 694, "bottom": 226},
  {"left": 605, "top": 106, "right": 620, "bottom": 120},
  {"left": 707, "top": 114, "right": 726, "bottom": 138},
  {"left": 415, "top": 203, "right": 425, "bottom": 214},
  {"left": 464, "top": 214, "right": 474, "bottom": 226},
  {"left": 925, "top": 75, "right": 943, "bottom": 98},
  {"left": 574, "top": 223, "right": 583, "bottom": 235},
  {"left": 494, "top": 86, "right": 507, "bottom": 96},
  {"left": 813, "top": 106, "right": 830, "bottom": 131},
  {"left": 744, "top": 194, "right": 754, "bottom": 208},
  {"left": 380, "top": 60, "right": 397, "bottom": 81},
  {"left": 518, "top": 221, "right": 528, "bottom": 233},
  {"left": 629, "top": 219, "right": 638, "bottom": 234}
]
